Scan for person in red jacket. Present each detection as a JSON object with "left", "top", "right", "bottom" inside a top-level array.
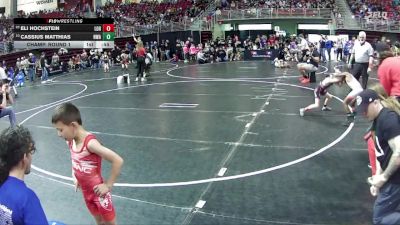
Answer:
[{"left": 378, "top": 56, "right": 400, "bottom": 101}]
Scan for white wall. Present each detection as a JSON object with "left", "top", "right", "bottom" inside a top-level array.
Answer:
[
  {"left": 17, "top": 0, "right": 58, "bottom": 13},
  {"left": 0, "top": 0, "right": 11, "bottom": 16}
]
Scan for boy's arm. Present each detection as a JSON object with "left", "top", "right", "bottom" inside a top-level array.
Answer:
[
  {"left": 0, "top": 83, "right": 10, "bottom": 108},
  {"left": 7, "top": 91, "right": 13, "bottom": 105},
  {"left": 375, "top": 158, "right": 383, "bottom": 175},
  {"left": 87, "top": 139, "right": 124, "bottom": 194},
  {"left": 330, "top": 72, "right": 347, "bottom": 82},
  {"left": 328, "top": 75, "right": 343, "bottom": 83},
  {"left": 348, "top": 48, "right": 354, "bottom": 66},
  {"left": 368, "top": 45, "right": 374, "bottom": 70},
  {"left": 72, "top": 169, "right": 80, "bottom": 192},
  {"left": 0, "top": 90, "right": 6, "bottom": 109}
]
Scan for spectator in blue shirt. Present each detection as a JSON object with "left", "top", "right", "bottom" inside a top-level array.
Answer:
[
  {"left": 7, "top": 67, "right": 17, "bottom": 97},
  {"left": 0, "top": 126, "right": 48, "bottom": 225},
  {"left": 325, "top": 39, "right": 333, "bottom": 61},
  {"left": 27, "top": 53, "right": 36, "bottom": 82}
]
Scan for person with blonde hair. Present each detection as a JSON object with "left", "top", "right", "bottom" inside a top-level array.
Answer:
[
  {"left": 369, "top": 83, "right": 400, "bottom": 114},
  {"left": 135, "top": 42, "right": 146, "bottom": 82},
  {"left": 356, "top": 88, "right": 400, "bottom": 225},
  {"left": 364, "top": 83, "right": 400, "bottom": 176}
]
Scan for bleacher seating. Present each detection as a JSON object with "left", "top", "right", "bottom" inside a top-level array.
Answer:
[
  {"left": 348, "top": 0, "right": 400, "bottom": 21},
  {"left": 98, "top": 0, "right": 210, "bottom": 26},
  {"left": 0, "top": 19, "right": 13, "bottom": 54},
  {"left": 217, "top": 0, "right": 336, "bottom": 10}
]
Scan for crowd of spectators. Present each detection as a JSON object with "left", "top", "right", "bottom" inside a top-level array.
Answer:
[
  {"left": 0, "top": 19, "right": 13, "bottom": 54},
  {"left": 216, "top": 0, "right": 336, "bottom": 10},
  {"left": 348, "top": 0, "right": 400, "bottom": 21},
  {"left": 213, "top": 0, "right": 338, "bottom": 25},
  {"left": 16, "top": 0, "right": 211, "bottom": 27},
  {"left": 97, "top": 0, "right": 210, "bottom": 26}
]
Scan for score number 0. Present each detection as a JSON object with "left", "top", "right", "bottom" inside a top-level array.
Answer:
[{"left": 103, "top": 24, "right": 114, "bottom": 32}]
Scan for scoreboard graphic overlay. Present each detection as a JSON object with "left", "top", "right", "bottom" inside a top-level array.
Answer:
[{"left": 14, "top": 18, "right": 115, "bottom": 49}]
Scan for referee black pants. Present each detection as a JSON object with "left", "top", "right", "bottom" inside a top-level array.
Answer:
[
  {"left": 352, "top": 62, "right": 369, "bottom": 89},
  {"left": 136, "top": 57, "right": 145, "bottom": 77}
]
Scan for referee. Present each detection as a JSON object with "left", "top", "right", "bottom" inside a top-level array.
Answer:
[{"left": 348, "top": 31, "right": 374, "bottom": 89}]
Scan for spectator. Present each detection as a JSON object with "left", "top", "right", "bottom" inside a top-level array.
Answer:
[
  {"left": 0, "top": 126, "right": 48, "bottom": 224},
  {"left": 376, "top": 36, "right": 390, "bottom": 58},
  {"left": 336, "top": 38, "right": 344, "bottom": 61},
  {"left": 135, "top": 42, "right": 146, "bottom": 82},
  {"left": 358, "top": 89, "right": 400, "bottom": 225},
  {"left": 51, "top": 52, "right": 60, "bottom": 67},
  {"left": 297, "top": 43, "right": 320, "bottom": 84},
  {"left": 0, "top": 82, "right": 16, "bottom": 127},
  {"left": 40, "top": 55, "right": 49, "bottom": 83},
  {"left": 298, "top": 34, "right": 309, "bottom": 62},
  {"left": 319, "top": 35, "right": 327, "bottom": 62},
  {"left": 325, "top": 38, "right": 334, "bottom": 61},
  {"left": 197, "top": 49, "right": 207, "bottom": 64},
  {"left": 216, "top": 47, "right": 227, "bottom": 62},
  {"left": 27, "top": 53, "right": 36, "bottom": 82},
  {"left": 378, "top": 54, "right": 400, "bottom": 100}
]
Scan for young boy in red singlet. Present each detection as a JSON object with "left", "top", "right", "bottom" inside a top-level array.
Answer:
[{"left": 51, "top": 102, "right": 124, "bottom": 225}]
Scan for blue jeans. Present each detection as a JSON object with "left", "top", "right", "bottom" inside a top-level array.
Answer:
[
  {"left": 28, "top": 68, "right": 35, "bottom": 82},
  {"left": 41, "top": 67, "right": 48, "bottom": 81},
  {"left": 373, "top": 182, "right": 400, "bottom": 225},
  {"left": 320, "top": 48, "right": 326, "bottom": 62},
  {"left": 0, "top": 107, "right": 16, "bottom": 127},
  {"left": 326, "top": 48, "right": 332, "bottom": 61}
]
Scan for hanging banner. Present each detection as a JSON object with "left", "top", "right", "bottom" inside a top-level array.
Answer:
[
  {"left": 17, "top": 0, "right": 58, "bottom": 13},
  {"left": 0, "top": 0, "right": 10, "bottom": 16},
  {"left": 244, "top": 49, "right": 278, "bottom": 61}
]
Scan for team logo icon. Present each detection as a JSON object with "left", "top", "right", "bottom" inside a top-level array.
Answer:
[
  {"left": 99, "top": 192, "right": 113, "bottom": 211},
  {"left": 356, "top": 95, "right": 362, "bottom": 106}
]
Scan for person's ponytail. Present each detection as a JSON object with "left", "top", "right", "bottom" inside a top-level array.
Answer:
[
  {"left": 382, "top": 97, "right": 400, "bottom": 115},
  {"left": 369, "top": 83, "right": 400, "bottom": 115}
]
